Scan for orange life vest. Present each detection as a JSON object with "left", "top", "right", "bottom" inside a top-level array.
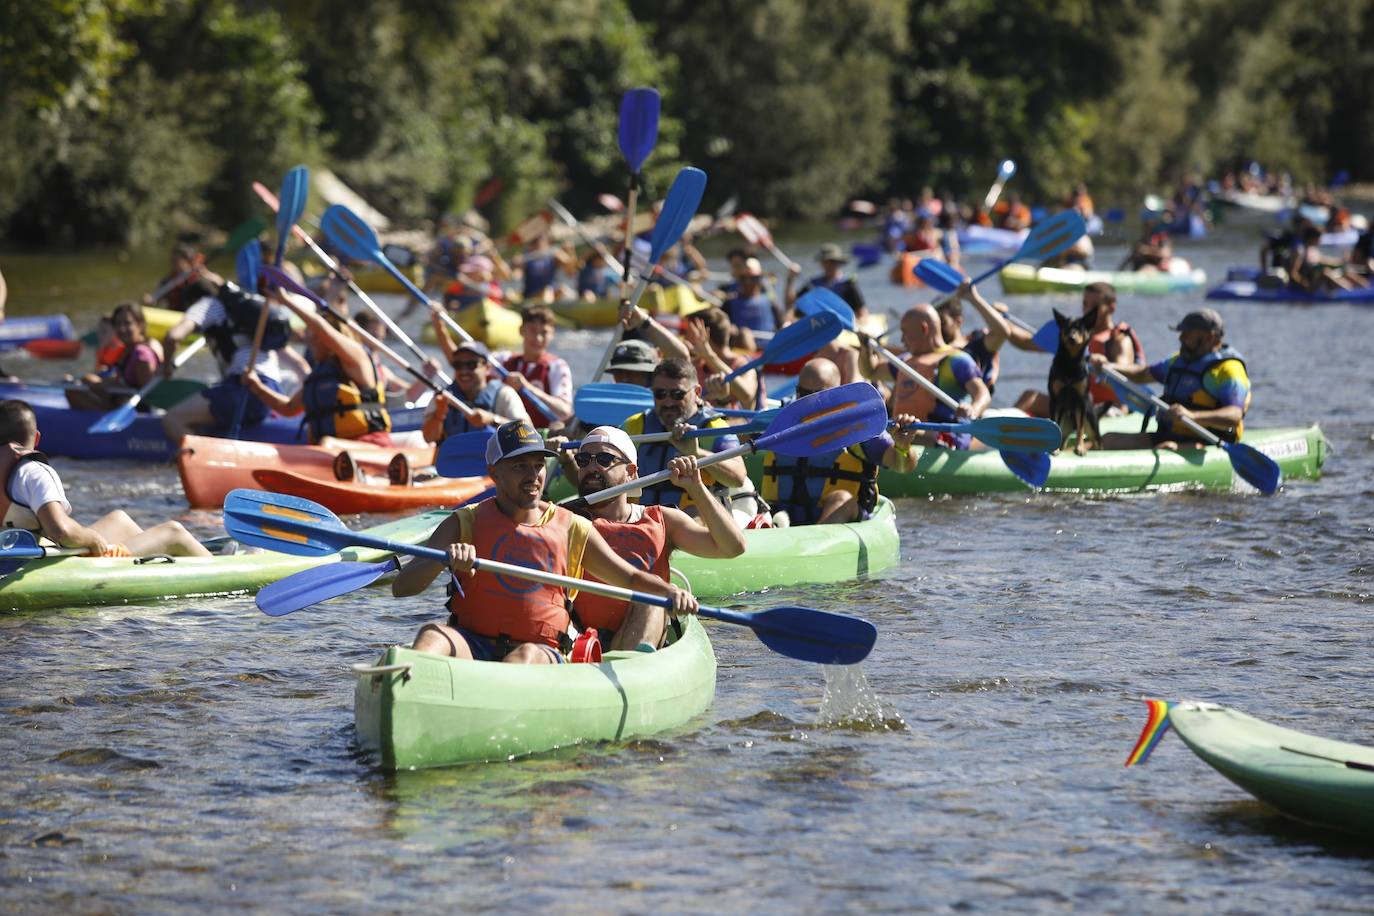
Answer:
[
  {"left": 889, "top": 346, "right": 955, "bottom": 420},
  {"left": 574, "top": 505, "right": 670, "bottom": 631},
  {"left": 445, "top": 499, "right": 587, "bottom": 647}
]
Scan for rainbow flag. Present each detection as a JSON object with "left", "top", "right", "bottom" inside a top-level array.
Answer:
[{"left": 1124, "top": 699, "right": 1173, "bottom": 766}]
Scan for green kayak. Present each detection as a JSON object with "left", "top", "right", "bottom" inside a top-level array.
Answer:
[
  {"left": 1167, "top": 702, "right": 1374, "bottom": 836},
  {"left": 999, "top": 262, "right": 1208, "bottom": 295},
  {"left": 671, "top": 496, "right": 899, "bottom": 598},
  {"left": 742, "top": 424, "right": 1325, "bottom": 497},
  {"left": 0, "top": 510, "right": 447, "bottom": 613},
  {"left": 354, "top": 615, "right": 716, "bottom": 770}
]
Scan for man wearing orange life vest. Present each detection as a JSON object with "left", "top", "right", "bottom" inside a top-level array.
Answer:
[
  {"left": 1011, "top": 282, "right": 1143, "bottom": 417},
  {"left": 568, "top": 426, "right": 746, "bottom": 652},
  {"left": 858, "top": 303, "right": 990, "bottom": 449},
  {"left": 393, "top": 421, "right": 698, "bottom": 664}
]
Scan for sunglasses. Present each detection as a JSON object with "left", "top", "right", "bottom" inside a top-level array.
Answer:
[
  {"left": 451, "top": 359, "right": 483, "bottom": 370},
  {"left": 652, "top": 387, "right": 689, "bottom": 401},
  {"left": 574, "top": 452, "right": 625, "bottom": 469}
]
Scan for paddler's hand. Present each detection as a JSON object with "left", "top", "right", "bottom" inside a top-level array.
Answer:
[
  {"left": 242, "top": 369, "right": 265, "bottom": 395},
  {"left": 683, "top": 317, "right": 712, "bottom": 359},
  {"left": 504, "top": 371, "right": 527, "bottom": 391},
  {"left": 668, "top": 455, "right": 707, "bottom": 496},
  {"left": 702, "top": 373, "right": 730, "bottom": 404},
  {"left": 954, "top": 402, "right": 974, "bottom": 421},
  {"left": 891, "top": 412, "right": 919, "bottom": 449},
  {"left": 665, "top": 584, "right": 698, "bottom": 617},
  {"left": 669, "top": 421, "right": 703, "bottom": 457},
  {"left": 1160, "top": 403, "right": 1192, "bottom": 426},
  {"left": 956, "top": 278, "right": 974, "bottom": 300},
  {"left": 100, "top": 543, "right": 131, "bottom": 558},
  {"left": 787, "top": 261, "right": 802, "bottom": 278},
  {"left": 1088, "top": 353, "right": 1108, "bottom": 373},
  {"left": 447, "top": 542, "right": 477, "bottom": 577},
  {"left": 621, "top": 306, "right": 648, "bottom": 330}
]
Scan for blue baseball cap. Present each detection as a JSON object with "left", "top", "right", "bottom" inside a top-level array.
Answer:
[{"left": 484, "top": 420, "right": 557, "bottom": 464}]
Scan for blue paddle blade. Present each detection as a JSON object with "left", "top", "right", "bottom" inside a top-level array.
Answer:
[
  {"left": 794, "top": 287, "right": 857, "bottom": 332},
  {"left": 236, "top": 241, "right": 262, "bottom": 291},
  {"left": 1016, "top": 210, "right": 1087, "bottom": 263},
  {"left": 999, "top": 449, "right": 1050, "bottom": 489},
  {"left": 1031, "top": 318, "right": 1060, "bottom": 354},
  {"left": 223, "top": 488, "right": 350, "bottom": 557},
  {"left": 618, "top": 88, "right": 661, "bottom": 174},
  {"left": 769, "top": 376, "right": 799, "bottom": 401},
  {"left": 573, "top": 382, "right": 653, "bottom": 426},
  {"left": 754, "top": 382, "right": 888, "bottom": 458},
  {"left": 435, "top": 429, "right": 497, "bottom": 479},
  {"left": 86, "top": 402, "right": 138, "bottom": 435},
  {"left": 965, "top": 416, "right": 1063, "bottom": 453},
  {"left": 1224, "top": 441, "right": 1281, "bottom": 494},
  {"left": 273, "top": 165, "right": 309, "bottom": 265},
  {"left": 257, "top": 559, "right": 396, "bottom": 616},
  {"left": 731, "top": 311, "right": 843, "bottom": 381},
  {"left": 320, "top": 204, "right": 383, "bottom": 264},
  {"left": 648, "top": 167, "right": 707, "bottom": 264},
  {"left": 913, "top": 258, "right": 965, "bottom": 293},
  {"left": 998, "top": 159, "right": 1017, "bottom": 181},
  {"left": 702, "top": 605, "right": 877, "bottom": 665}
]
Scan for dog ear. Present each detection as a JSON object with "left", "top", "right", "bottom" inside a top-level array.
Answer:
[{"left": 1053, "top": 309, "right": 1070, "bottom": 327}]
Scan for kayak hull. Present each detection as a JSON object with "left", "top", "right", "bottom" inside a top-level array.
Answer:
[
  {"left": 672, "top": 497, "right": 899, "bottom": 598},
  {"left": 740, "top": 424, "right": 1325, "bottom": 497},
  {"left": 999, "top": 263, "right": 1207, "bottom": 295},
  {"left": 1167, "top": 702, "right": 1374, "bottom": 836},
  {"left": 0, "top": 510, "right": 446, "bottom": 613},
  {"left": 1207, "top": 268, "right": 1374, "bottom": 303},
  {"left": 177, "top": 435, "right": 437, "bottom": 509},
  {"left": 354, "top": 615, "right": 716, "bottom": 770},
  {"left": 420, "top": 299, "right": 522, "bottom": 350},
  {"left": 252, "top": 468, "right": 490, "bottom": 514},
  {"left": 0, "top": 315, "right": 76, "bottom": 350}
]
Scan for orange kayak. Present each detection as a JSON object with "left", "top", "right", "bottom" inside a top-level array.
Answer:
[
  {"left": 251, "top": 468, "right": 490, "bottom": 515},
  {"left": 177, "top": 435, "right": 437, "bottom": 509}
]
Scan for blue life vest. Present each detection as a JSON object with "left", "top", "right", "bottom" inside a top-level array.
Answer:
[
  {"left": 442, "top": 379, "right": 504, "bottom": 438},
  {"left": 1159, "top": 345, "right": 1248, "bottom": 441},
  {"left": 622, "top": 408, "right": 733, "bottom": 510},
  {"left": 724, "top": 293, "right": 776, "bottom": 333},
  {"left": 760, "top": 445, "right": 878, "bottom": 525},
  {"left": 578, "top": 263, "right": 615, "bottom": 297}
]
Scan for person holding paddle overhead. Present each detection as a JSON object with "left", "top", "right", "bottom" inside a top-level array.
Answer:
[
  {"left": 622, "top": 357, "right": 756, "bottom": 523},
  {"left": 935, "top": 280, "right": 1013, "bottom": 395},
  {"left": 394, "top": 421, "right": 697, "bottom": 665},
  {"left": 858, "top": 303, "right": 990, "bottom": 449},
  {"left": 783, "top": 243, "right": 867, "bottom": 320},
  {"left": 240, "top": 288, "right": 392, "bottom": 447},
  {"left": 682, "top": 308, "right": 763, "bottom": 411},
  {"left": 1091, "top": 309, "right": 1251, "bottom": 451},
  {"left": 1013, "top": 282, "right": 1143, "bottom": 418},
  {"left": 159, "top": 275, "right": 292, "bottom": 444},
  {"left": 148, "top": 244, "right": 218, "bottom": 312},
  {"left": 567, "top": 426, "right": 745, "bottom": 652},
  {"left": 0, "top": 401, "right": 210, "bottom": 558},
  {"left": 64, "top": 304, "right": 163, "bottom": 411},
  {"left": 722, "top": 257, "right": 782, "bottom": 334},
  {"left": 491, "top": 305, "right": 574, "bottom": 426},
  {"left": 763, "top": 359, "right": 918, "bottom": 527}
]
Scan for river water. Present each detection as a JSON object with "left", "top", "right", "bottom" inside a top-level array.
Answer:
[{"left": 2, "top": 217, "right": 1373, "bottom": 912}]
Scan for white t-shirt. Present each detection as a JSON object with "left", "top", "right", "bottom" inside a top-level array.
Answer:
[
  {"left": 7, "top": 460, "right": 71, "bottom": 518},
  {"left": 492, "top": 351, "right": 574, "bottom": 403},
  {"left": 185, "top": 295, "right": 285, "bottom": 381}
]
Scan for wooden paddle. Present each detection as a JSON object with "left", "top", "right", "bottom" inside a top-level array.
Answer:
[
  {"left": 228, "top": 490, "right": 878, "bottom": 665},
  {"left": 319, "top": 203, "right": 563, "bottom": 422},
  {"left": 591, "top": 165, "right": 708, "bottom": 381},
  {"left": 1095, "top": 364, "right": 1281, "bottom": 494},
  {"left": 864, "top": 338, "right": 1051, "bottom": 488}
]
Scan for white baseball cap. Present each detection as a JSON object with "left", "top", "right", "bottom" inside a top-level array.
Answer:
[{"left": 580, "top": 425, "right": 637, "bottom": 464}]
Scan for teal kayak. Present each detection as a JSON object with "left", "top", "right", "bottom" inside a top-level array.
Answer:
[
  {"left": 671, "top": 497, "right": 899, "bottom": 597},
  {"left": 1166, "top": 702, "right": 1374, "bottom": 836},
  {"left": 354, "top": 615, "right": 716, "bottom": 769},
  {"left": 0, "top": 510, "right": 447, "bottom": 613}
]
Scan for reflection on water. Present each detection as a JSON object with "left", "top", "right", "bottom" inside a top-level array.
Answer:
[{"left": 2, "top": 228, "right": 1374, "bottom": 909}]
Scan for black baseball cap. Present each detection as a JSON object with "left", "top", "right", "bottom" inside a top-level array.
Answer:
[
  {"left": 485, "top": 420, "right": 557, "bottom": 464},
  {"left": 1170, "top": 309, "right": 1224, "bottom": 335}
]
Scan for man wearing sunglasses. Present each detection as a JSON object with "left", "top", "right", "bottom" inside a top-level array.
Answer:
[
  {"left": 568, "top": 426, "right": 745, "bottom": 651},
  {"left": 622, "top": 358, "right": 754, "bottom": 522},
  {"left": 395, "top": 421, "right": 698, "bottom": 665},
  {"left": 762, "top": 359, "right": 919, "bottom": 526},
  {"left": 421, "top": 339, "right": 529, "bottom": 445}
]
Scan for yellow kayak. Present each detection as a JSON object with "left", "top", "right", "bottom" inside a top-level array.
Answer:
[{"left": 420, "top": 299, "right": 524, "bottom": 350}]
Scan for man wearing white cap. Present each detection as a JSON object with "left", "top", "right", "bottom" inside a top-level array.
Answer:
[{"left": 568, "top": 425, "right": 746, "bottom": 651}]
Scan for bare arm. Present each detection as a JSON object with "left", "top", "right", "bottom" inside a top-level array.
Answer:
[
  {"left": 882, "top": 415, "right": 919, "bottom": 473},
  {"left": 36, "top": 502, "right": 112, "bottom": 555},
  {"left": 959, "top": 282, "right": 1010, "bottom": 351},
  {"left": 660, "top": 457, "right": 746, "bottom": 557},
  {"left": 623, "top": 307, "right": 690, "bottom": 362},
  {"left": 962, "top": 377, "right": 991, "bottom": 419},
  {"left": 580, "top": 526, "right": 697, "bottom": 614},
  {"left": 393, "top": 512, "right": 464, "bottom": 597}
]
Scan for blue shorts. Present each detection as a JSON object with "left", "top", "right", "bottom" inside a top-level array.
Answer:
[
  {"left": 450, "top": 623, "right": 564, "bottom": 664},
  {"left": 204, "top": 375, "right": 281, "bottom": 428}
]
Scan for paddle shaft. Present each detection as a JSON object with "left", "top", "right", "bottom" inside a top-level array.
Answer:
[
  {"left": 135, "top": 337, "right": 207, "bottom": 410},
  {"left": 566, "top": 437, "right": 758, "bottom": 508},
  {"left": 252, "top": 182, "right": 452, "bottom": 388},
  {"left": 872, "top": 342, "right": 961, "bottom": 412}
]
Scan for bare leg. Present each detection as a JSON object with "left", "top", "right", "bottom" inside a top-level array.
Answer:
[
  {"left": 161, "top": 395, "right": 215, "bottom": 444},
  {"left": 123, "top": 521, "right": 212, "bottom": 557},
  {"left": 65, "top": 388, "right": 112, "bottom": 411},
  {"left": 609, "top": 602, "right": 667, "bottom": 651},
  {"left": 413, "top": 623, "right": 476, "bottom": 659},
  {"left": 503, "top": 643, "right": 560, "bottom": 665},
  {"left": 816, "top": 489, "right": 859, "bottom": 525},
  {"left": 1015, "top": 390, "right": 1049, "bottom": 417},
  {"left": 88, "top": 510, "right": 143, "bottom": 543}
]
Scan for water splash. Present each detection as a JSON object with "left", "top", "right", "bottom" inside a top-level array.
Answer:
[{"left": 817, "top": 664, "right": 907, "bottom": 731}]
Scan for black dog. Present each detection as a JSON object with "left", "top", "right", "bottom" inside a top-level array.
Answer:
[{"left": 1047, "top": 307, "right": 1101, "bottom": 455}]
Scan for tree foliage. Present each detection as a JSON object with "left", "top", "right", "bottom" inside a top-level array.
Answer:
[{"left": 2, "top": 0, "right": 1373, "bottom": 246}]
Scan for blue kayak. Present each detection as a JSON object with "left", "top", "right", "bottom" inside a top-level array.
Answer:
[
  {"left": 1206, "top": 268, "right": 1374, "bottom": 304},
  {"left": 0, "top": 382, "right": 425, "bottom": 461},
  {"left": 0, "top": 315, "right": 76, "bottom": 350}
]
